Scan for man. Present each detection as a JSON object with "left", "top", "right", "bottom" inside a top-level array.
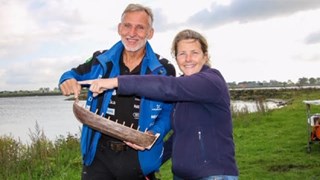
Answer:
[{"left": 59, "top": 4, "right": 175, "bottom": 180}]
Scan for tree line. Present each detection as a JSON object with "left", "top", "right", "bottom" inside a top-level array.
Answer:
[{"left": 228, "top": 77, "right": 320, "bottom": 88}]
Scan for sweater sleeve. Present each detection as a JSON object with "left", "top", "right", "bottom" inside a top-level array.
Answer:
[{"left": 117, "top": 68, "right": 229, "bottom": 103}]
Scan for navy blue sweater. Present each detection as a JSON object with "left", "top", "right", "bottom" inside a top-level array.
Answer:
[{"left": 117, "top": 65, "right": 238, "bottom": 179}]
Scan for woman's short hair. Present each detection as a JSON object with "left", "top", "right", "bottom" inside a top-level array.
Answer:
[{"left": 171, "top": 29, "right": 211, "bottom": 66}]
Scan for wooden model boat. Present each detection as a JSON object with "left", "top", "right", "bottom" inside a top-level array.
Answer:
[{"left": 73, "top": 101, "right": 159, "bottom": 149}]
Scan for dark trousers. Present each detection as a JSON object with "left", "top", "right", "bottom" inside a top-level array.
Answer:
[{"left": 81, "top": 137, "right": 155, "bottom": 180}]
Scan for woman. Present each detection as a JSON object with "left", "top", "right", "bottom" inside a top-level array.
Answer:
[{"left": 80, "top": 29, "right": 239, "bottom": 180}]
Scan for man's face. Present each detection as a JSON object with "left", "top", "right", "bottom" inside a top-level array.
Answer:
[{"left": 118, "top": 11, "right": 154, "bottom": 52}]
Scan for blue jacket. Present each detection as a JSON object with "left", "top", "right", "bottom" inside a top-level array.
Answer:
[
  {"left": 59, "top": 41, "right": 174, "bottom": 175},
  {"left": 117, "top": 65, "right": 239, "bottom": 179}
]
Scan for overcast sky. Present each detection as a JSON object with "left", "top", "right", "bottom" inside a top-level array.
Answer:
[{"left": 1, "top": 0, "right": 320, "bottom": 91}]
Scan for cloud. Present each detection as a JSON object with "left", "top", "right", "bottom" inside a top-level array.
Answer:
[
  {"left": 0, "top": 0, "right": 120, "bottom": 60},
  {"left": 2, "top": 0, "right": 320, "bottom": 90},
  {"left": 0, "top": 1, "right": 38, "bottom": 57},
  {"left": 187, "top": 0, "right": 320, "bottom": 28},
  {"left": 151, "top": 8, "right": 168, "bottom": 32},
  {"left": 293, "top": 52, "right": 320, "bottom": 63},
  {"left": 152, "top": 8, "right": 182, "bottom": 32},
  {"left": 0, "top": 0, "right": 86, "bottom": 59},
  {"left": 1, "top": 55, "right": 84, "bottom": 90},
  {"left": 305, "top": 30, "right": 320, "bottom": 44}
]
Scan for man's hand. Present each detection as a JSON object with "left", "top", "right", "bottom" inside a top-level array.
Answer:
[
  {"left": 123, "top": 131, "right": 155, "bottom": 151},
  {"left": 60, "top": 78, "right": 81, "bottom": 98},
  {"left": 124, "top": 141, "right": 146, "bottom": 151}
]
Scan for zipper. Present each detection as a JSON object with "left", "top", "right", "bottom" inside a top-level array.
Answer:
[{"left": 198, "top": 131, "right": 207, "bottom": 163}]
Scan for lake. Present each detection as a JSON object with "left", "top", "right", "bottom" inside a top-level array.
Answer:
[
  {"left": 232, "top": 100, "right": 281, "bottom": 113},
  {"left": 0, "top": 95, "right": 82, "bottom": 144},
  {"left": 0, "top": 96, "right": 280, "bottom": 144}
]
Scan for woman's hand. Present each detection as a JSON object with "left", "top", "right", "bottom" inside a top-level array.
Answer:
[{"left": 78, "top": 78, "right": 118, "bottom": 97}]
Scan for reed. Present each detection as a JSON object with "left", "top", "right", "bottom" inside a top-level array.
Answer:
[{"left": 0, "top": 122, "right": 81, "bottom": 179}]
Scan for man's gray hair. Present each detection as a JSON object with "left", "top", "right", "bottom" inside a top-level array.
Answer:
[{"left": 121, "top": 3, "right": 154, "bottom": 26}]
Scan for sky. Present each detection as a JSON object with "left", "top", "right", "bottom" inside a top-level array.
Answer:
[{"left": 1, "top": 0, "right": 320, "bottom": 91}]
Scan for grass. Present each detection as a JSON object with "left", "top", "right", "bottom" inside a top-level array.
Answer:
[
  {"left": 233, "top": 91, "right": 320, "bottom": 179},
  {"left": 1, "top": 89, "right": 320, "bottom": 179},
  {"left": 0, "top": 123, "right": 81, "bottom": 180}
]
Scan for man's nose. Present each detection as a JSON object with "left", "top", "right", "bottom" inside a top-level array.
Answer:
[{"left": 128, "top": 26, "right": 137, "bottom": 36}]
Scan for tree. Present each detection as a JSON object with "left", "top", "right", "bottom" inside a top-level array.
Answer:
[
  {"left": 309, "top": 78, "right": 316, "bottom": 85},
  {"left": 298, "top": 77, "right": 309, "bottom": 86}
]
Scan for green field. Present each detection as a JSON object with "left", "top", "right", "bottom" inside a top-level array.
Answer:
[{"left": 1, "top": 89, "right": 320, "bottom": 179}]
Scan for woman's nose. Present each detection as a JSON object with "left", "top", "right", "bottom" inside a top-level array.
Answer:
[{"left": 185, "top": 53, "right": 192, "bottom": 62}]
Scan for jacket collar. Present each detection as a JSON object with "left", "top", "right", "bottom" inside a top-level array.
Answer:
[{"left": 96, "top": 41, "right": 163, "bottom": 74}]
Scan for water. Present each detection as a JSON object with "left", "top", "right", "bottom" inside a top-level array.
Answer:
[
  {"left": 0, "top": 95, "right": 81, "bottom": 144},
  {"left": 232, "top": 100, "right": 281, "bottom": 113},
  {"left": 0, "top": 96, "right": 280, "bottom": 144}
]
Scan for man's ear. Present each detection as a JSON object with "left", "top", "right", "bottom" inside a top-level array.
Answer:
[
  {"left": 117, "top": 23, "right": 121, "bottom": 35},
  {"left": 147, "top": 28, "right": 154, "bottom": 40}
]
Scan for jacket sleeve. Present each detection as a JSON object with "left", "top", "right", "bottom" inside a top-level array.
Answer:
[{"left": 58, "top": 51, "right": 103, "bottom": 85}]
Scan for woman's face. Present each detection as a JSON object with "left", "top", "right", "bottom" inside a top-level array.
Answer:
[{"left": 176, "top": 39, "right": 208, "bottom": 76}]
